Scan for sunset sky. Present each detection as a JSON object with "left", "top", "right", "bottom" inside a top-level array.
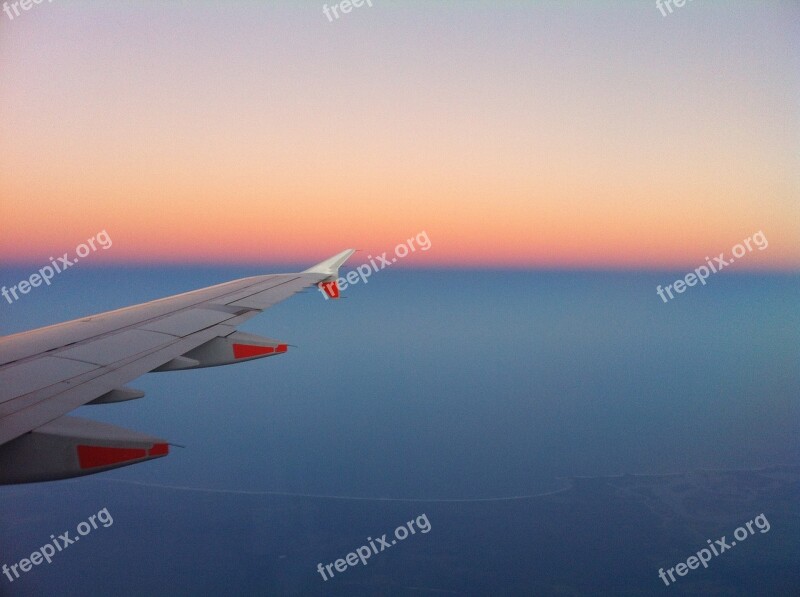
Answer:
[{"left": 1, "top": 1, "right": 797, "bottom": 269}]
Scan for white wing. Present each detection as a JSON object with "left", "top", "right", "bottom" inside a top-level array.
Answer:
[{"left": 0, "top": 250, "right": 354, "bottom": 483}]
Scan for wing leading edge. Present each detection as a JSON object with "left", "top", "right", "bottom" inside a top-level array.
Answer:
[{"left": 0, "top": 250, "right": 355, "bottom": 484}]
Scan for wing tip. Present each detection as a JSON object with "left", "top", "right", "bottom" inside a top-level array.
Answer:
[{"left": 302, "top": 249, "right": 356, "bottom": 276}]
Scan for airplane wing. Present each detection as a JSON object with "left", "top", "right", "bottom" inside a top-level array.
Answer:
[{"left": 0, "top": 249, "right": 355, "bottom": 484}]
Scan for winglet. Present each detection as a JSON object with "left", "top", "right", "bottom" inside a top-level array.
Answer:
[
  {"left": 303, "top": 249, "right": 356, "bottom": 299},
  {"left": 303, "top": 249, "right": 356, "bottom": 276}
]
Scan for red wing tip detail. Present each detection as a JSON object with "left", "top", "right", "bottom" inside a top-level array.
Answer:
[
  {"left": 77, "top": 443, "right": 169, "bottom": 470},
  {"left": 232, "top": 343, "right": 288, "bottom": 358},
  {"left": 77, "top": 445, "right": 146, "bottom": 469},
  {"left": 148, "top": 443, "right": 170, "bottom": 457},
  {"left": 319, "top": 281, "right": 340, "bottom": 299},
  {"left": 232, "top": 343, "right": 276, "bottom": 359}
]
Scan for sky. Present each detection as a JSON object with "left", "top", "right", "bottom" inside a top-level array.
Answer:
[{"left": 1, "top": 1, "right": 798, "bottom": 269}]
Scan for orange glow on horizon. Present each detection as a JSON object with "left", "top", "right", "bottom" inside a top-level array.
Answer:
[{"left": 1, "top": 2, "right": 797, "bottom": 271}]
